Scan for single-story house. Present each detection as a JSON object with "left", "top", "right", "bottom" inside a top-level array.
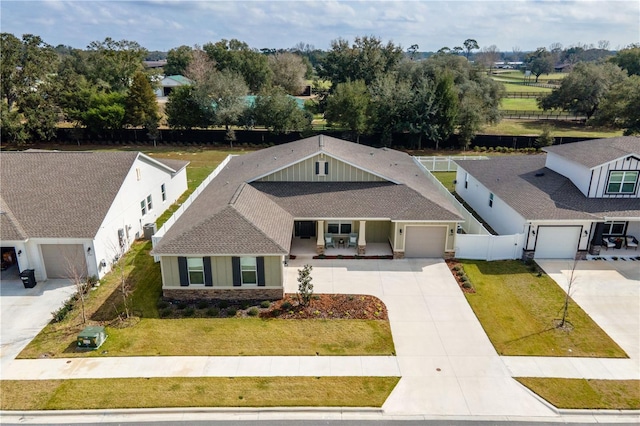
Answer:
[
  {"left": 455, "top": 136, "right": 640, "bottom": 259},
  {"left": 152, "top": 135, "right": 463, "bottom": 301},
  {"left": 0, "top": 151, "right": 188, "bottom": 281},
  {"left": 154, "top": 75, "right": 193, "bottom": 97}
]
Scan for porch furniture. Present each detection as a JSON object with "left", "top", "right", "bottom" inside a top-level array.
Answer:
[
  {"left": 325, "top": 233, "right": 335, "bottom": 248},
  {"left": 347, "top": 233, "right": 358, "bottom": 248},
  {"left": 626, "top": 236, "right": 638, "bottom": 250},
  {"left": 602, "top": 238, "right": 616, "bottom": 250},
  {"left": 338, "top": 238, "right": 345, "bottom": 248}
]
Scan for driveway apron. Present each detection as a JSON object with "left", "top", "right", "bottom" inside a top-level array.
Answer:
[{"left": 284, "top": 258, "right": 554, "bottom": 417}]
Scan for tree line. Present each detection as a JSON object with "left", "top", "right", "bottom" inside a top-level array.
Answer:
[{"left": 1, "top": 33, "right": 638, "bottom": 147}]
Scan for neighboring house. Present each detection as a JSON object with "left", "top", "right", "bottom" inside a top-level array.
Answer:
[
  {"left": 152, "top": 135, "right": 463, "bottom": 301},
  {"left": 0, "top": 151, "right": 188, "bottom": 282},
  {"left": 455, "top": 136, "right": 640, "bottom": 259},
  {"left": 154, "top": 75, "right": 192, "bottom": 97}
]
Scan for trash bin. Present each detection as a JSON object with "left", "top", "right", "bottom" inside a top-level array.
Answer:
[
  {"left": 19, "top": 269, "right": 36, "bottom": 288},
  {"left": 143, "top": 223, "right": 157, "bottom": 240},
  {"left": 77, "top": 326, "right": 107, "bottom": 350}
]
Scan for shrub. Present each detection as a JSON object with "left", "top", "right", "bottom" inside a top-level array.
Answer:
[
  {"left": 260, "top": 300, "right": 271, "bottom": 309},
  {"left": 460, "top": 276, "right": 469, "bottom": 283},
  {"left": 281, "top": 301, "right": 292, "bottom": 310},
  {"left": 226, "top": 307, "right": 237, "bottom": 317},
  {"left": 456, "top": 270, "right": 465, "bottom": 277},
  {"left": 51, "top": 298, "right": 74, "bottom": 323},
  {"left": 241, "top": 302, "right": 250, "bottom": 310},
  {"left": 452, "top": 265, "right": 461, "bottom": 272},
  {"left": 176, "top": 301, "right": 188, "bottom": 310},
  {"left": 206, "top": 307, "right": 220, "bottom": 317},
  {"left": 218, "top": 300, "right": 229, "bottom": 309},
  {"left": 183, "top": 307, "right": 195, "bottom": 317},
  {"left": 196, "top": 300, "right": 209, "bottom": 309},
  {"left": 157, "top": 300, "right": 170, "bottom": 309},
  {"left": 160, "top": 307, "right": 173, "bottom": 318},
  {"left": 462, "top": 281, "right": 472, "bottom": 289},
  {"left": 247, "top": 307, "right": 259, "bottom": 316}
]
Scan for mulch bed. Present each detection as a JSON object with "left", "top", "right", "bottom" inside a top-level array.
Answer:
[
  {"left": 445, "top": 259, "right": 476, "bottom": 294},
  {"left": 159, "top": 293, "right": 389, "bottom": 320}
]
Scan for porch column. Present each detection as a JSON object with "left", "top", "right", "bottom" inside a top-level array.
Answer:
[
  {"left": 358, "top": 220, "right": 366, "bottom": 255},
  {"left": 316, "top": 220, "right": 325, "bottom": 254}
]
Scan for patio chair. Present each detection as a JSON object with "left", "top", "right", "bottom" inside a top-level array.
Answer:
[
  {"left": 602, "top": 237, "right": 615, "bottom": 250},
  {"left": 347, "top": 233, "right": 358, "bottom": 248},
  {"left": 325, "top": 233, "right": 335, "bottom": 248},
  {"left": 626, "top": 236, "right": 638, "bottom": 250}
]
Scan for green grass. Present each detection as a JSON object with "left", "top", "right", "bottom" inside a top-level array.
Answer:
[
  {"left": 432, "top": 172, "right": 457, "bottom": 192},
  {"left": 500, "top": 98, "right": 542, "bottom": 111},
  {"left": 481, "top": 120, "right": 624, "bottom": 138},
  {"left": 19, "top": 241, "right": 394, "bottom": 359},
  {"left": 502, "top": 82, "right": 552, "bottom": 94},
  {"left": 0, "top": 377, "right": 400, "bottom": 410},
  {"left": 516, "top": 378, "right": 640, "bottom": 410},
  {"left": 461, "top": 260, "right": 627, "bottom": 357}
]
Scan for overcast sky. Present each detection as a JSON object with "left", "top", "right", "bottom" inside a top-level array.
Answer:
[{"left": 1, "top": 1, "right": 638, "bottom": 53}]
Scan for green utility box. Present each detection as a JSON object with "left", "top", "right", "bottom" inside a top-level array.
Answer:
[{"left": 77, "top": 326, "right": 107, "bottom": 350}]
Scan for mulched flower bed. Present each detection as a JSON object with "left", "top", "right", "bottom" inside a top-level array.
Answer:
[
  {"left": 158, "top": 293, "right": 388, "bottom": 320},
  {"left": 445, "top": 259, "right": 476, "bottom": 294}
]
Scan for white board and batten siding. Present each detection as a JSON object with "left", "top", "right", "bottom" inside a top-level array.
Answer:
[
  {"left": 587, "top": 156, "right": 640, "bottom": 198},
  {"left": 258, "top": 154, "right": 386, "bottom": 183},
  {"left": 455, "top": 234, "right": 525, "bottom": 261}
]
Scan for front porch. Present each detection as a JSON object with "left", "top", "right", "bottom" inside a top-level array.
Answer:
[
  {"left": 587, "top": 246, "right": 640, "bottom": 261},
  {"left": 290, "top": 237, "right": 393, "bottom": 259}
]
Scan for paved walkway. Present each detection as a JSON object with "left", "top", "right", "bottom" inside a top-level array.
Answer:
[{"left": 2, "top": 258, "right": 639, "bottom": 421}]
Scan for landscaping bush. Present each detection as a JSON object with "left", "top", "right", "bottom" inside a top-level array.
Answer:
[
  {"left": 281, "top": 301, "right": 292, "bottom": 310},
  {"left": 176, "top": 301, "right": 188, "bottom": 310},
  {"left": 247, "top": 307, "right": 259, "bottom": 316},
  {"left": 183, "top": 307, "right": 195, "bottom": 317},
  {"left": 157, "top": 299, "right": 170, "bottom": 309},
  {"left": 226, "top": 307, "right": 237, "bottom": 317},
  {"left": 218, "top": 300, "right": 229, "bottom": 309},
  {"left": 160, "top": 307, "right": 173, "bottom": 318},
  {"left": 196, "top": 300, "right": 209, "bottom": 309},
  {"left": 260, "top": 301, "right": 270, "bottom": 309},
  {"left": 51, "top": 298, "right": 75, "bottom": 323},
  {"left": 206, "top": 307, "right": 220, "bottom": 317}
]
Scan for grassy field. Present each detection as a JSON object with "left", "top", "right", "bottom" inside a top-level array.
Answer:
[
  {"left": 517, "top": 378, "right": 640, "bottom": 410},
  {"left": 500, "top": 98, "right": 542, "bottom": 111},
  {"left": 461, "top": 260, "right": 627, "bottom": 358},
  {"left": 501, "top": 82, "right": 552, "bottom": 94},
  {"left": 19, "top": 242, "right": 395, "bottom": 359},
  {"left": 0, "top": 377, "right": 399, "bottom": 410},
  {"left": 481, "top": 120, "right": 623, "bottom": 138},
  {"left": 431, "top": 172, "right": 457, "bottom": 192}
]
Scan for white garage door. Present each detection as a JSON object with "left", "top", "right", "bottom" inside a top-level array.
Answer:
[
  {"left": 404, "top": 226, "right": 446, "bottom": 258},
  {"left": 41, "top": 244, "right": 88, "bottom": 279},
  {"left": 534, "top": 227, "right": 581, "bottom": 259}
]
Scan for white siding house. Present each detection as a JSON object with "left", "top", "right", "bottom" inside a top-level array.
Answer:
[{"left": 1, "top": 151, "right": 188, "bottom": 282}]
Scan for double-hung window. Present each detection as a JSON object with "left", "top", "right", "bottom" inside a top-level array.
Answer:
[
  {"left": 489, "top": 193, "right": 494, "bottom": 208},
  {"left": 161, "top": 184, "right": 166, "bottom": 202},
  {"left": 140, "top": 200, "right": 147, "bottom": 216},
  {"left": 240, "top": 257, "right": 258, "bottom": 285},
  {"left": 606, "top": 171, "right": 638, "bottom": 195},
  {"left": 187, "top": 257, "right": 205, "bottom": 285},
  {"left": 146, "top": 195, "right": 153, "bottom": 212},
  {"left": 327, "top": 221, "right": 352, "bottom": 234}
]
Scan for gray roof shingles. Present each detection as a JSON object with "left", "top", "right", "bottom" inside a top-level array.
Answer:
[
  {"left": 457, "top": 155, "right": 640, "bottom": 221},
  {"left": 543, "top": 136, "right": 640, "bottom": 168},
  {"left": 153, "top": 136, "right": 463, "bottom": 255}
]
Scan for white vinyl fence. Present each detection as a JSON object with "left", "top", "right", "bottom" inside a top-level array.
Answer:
[
  {"left": 455, "top": 233, "right": 526, "bottom": 260},
  {"left": 416, "top": 155, "right": 488, "bottom": 172},
  {"left": 152, "top": 154, "right": 234, "bottom": 261},
  {"left": 413, "top": 158, "right": 490, "bottom": 235}
]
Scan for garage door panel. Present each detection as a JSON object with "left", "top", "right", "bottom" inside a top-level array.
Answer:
[
  {"left": 405, "top": 226, "right": 446, "bottom": 258},
  {"left": 41, "top": 244, "right": 88, "bottom": 279},
  {"left": 534, "top": 227, "right": 580, "bottom": 259}
]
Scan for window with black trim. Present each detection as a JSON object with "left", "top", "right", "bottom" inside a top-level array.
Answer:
[
  {"left": 603, "top": 221, "right": 626, "bottom": 236},
  {"left": 464, "top": 173, "right": 468, "bottom": 189},
  {"left": 161, "top": 183, "right": 166, "bottom": 202},
  {"left": 187, "top": 257, "right": 205, "bottom": 285},
  {"left": 327, "top": 221, "right": 352, "bottom": 234},
  {"left": 241, "top": 257, "right": 257, "bottom": 284},
  {"left": 489, "top": 193, "right": 494, "bottom": 208},
  {"left": 606, "top": 171, "right": 638, "bottom": 194}
]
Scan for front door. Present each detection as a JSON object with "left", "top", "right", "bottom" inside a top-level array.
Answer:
[{"left": 295, "top": 221, "right": 316, "bottom": 239}]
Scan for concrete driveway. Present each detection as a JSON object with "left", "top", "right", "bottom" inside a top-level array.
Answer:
[
  {"left": 284, "top": 258, "right": 554, "bottom": 417},
  {"left": 0, "top": 278, "right": 75, "bottom": 371},
  {"left": 537, "top": 259, "right": 640, "bottom": 360}
]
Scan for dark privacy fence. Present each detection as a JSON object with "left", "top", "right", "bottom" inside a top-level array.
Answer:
[{"left": 52, "top": 128, "right": 598, "bottom": 150}]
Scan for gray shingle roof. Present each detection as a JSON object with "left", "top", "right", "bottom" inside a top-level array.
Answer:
[
  {"left": 543, "top": 136, "right": 640, "bottom": 169},
  {"left": 153, "top": 135, "right": 463, "bottom": 255},
  {"left": 0, "top": 197, "right": 27, "bottom": 241},
  {"left": 152, "top": 158, "right": 190, "bottom": 173},
  {"left": 0, "top": 151, "right": 186, "bottom": 240},
  {"left": 457, "top": 155, "right": 640, "bottom": 221}
]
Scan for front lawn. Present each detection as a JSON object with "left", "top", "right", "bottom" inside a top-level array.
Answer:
[
  {"left": 0, "top": 377, "right": 399, "bottom": 410},
  {"left": 516, "top": 378, "right": 640, "bottom": 410},
  {"left": 460, "top": 260, "right": 627, "bottom": 357},
  {"left": 19, "top": 241, "right": 394, "bottom": 358}
]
